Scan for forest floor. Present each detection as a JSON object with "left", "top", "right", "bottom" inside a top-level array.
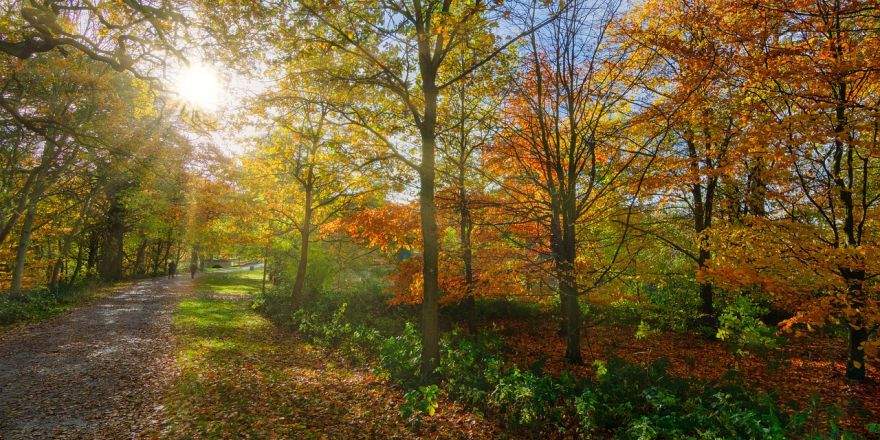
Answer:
[
  {"left": 493, "top": 312, "right": 880, "bottom": 433},
  {"left": 3, "top": 268, "right": 876, "bottom": 438},
  {"left": 0, "top": 275, "right": 182, "bottom": 439},
  {"left": 148, "top": 270, "right": 502, "bottom": 439},
  {"left": 0, "top": 270, "right": 502, "bottom": 439}
]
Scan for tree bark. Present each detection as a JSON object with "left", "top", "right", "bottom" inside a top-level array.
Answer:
[
  {"left": 687, "top": 135, "right": 717, "bottom": 327},
  {"left": 418, "top": 80, "right": 441, "bottom": 384},
  {"left": 843, "top": 269, "right": 867, "bottom": 381},
  {"left": 261, "top": 243, "right": 269, "bottom": 295},
  {"left": 86, "top": 230, "right": 99, "bottom": 278},
  {"left": 458, "top": 170, "right": 476, "bottom": 332},
  {"left": 10, "top": 204, "right": 37, "bottom": 294},
  {"left": 291, "top": 184, "right": 313, "bottom": 309},
  {"left": 132, "top": 234, "right": 147, "bottom": 276},
  {"left": 561, "top": 197, "right": 582, "bottom": 364},
  {"left": 69, "top": 237, "right": 85, "bottom": 284},
  {"left": 97, "top": 199, "right": 126, "bottom": 281}
]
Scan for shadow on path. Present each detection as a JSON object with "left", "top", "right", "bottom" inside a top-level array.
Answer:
[{"left": 0, "top": 276, "right": 190, "bottom": 439}]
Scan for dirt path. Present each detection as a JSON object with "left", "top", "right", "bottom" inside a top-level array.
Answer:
[{"left": 0, "top": 276, "right": 188, "bottom": 439}]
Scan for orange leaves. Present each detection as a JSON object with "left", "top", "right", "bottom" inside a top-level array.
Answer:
[
  {"left": 327, "top": 197, "right": 544, "bottom": 306},
  {"left": 324, "top": 203, "right": 421, "bottom": 253}
]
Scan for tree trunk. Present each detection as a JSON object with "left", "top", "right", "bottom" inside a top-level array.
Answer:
[
  {"left": 687, "top": 135, "right": 717, "bottom": 329},
  {"left": 261, "top": 243, "right": 269, "bottom": 295},
  {"left": 150, "top": 240, "right": 163, "bottom": 276},
  {"left": 49, "top": 258, "right": 63, "bottom": 291},
  {"left": 746, "top": 159, "right": 767, "bottom": 217},
  {"left": 190, "top": 246, "right": 199, "bottom": 279},
  {"left": 458, "top": 175, "right": 476, "bottom": 332},
  {"left": 50, "top": 232, "right": 75, "bottom": 290},
  {"left": 70, "top": 238, "right": 85, "bottom": 284},
  {"left": 158, "top": 231, "right": 173, "bottom": 277},
  {"left": 291, "top": 185, "right": 313, "bottom": 309},
  {"left": 843, "top": 270, "right": 868, "bottom": 381},
  {"left": 86, "top": 230, "right": 99, "bottom": 278},
  {"left": 98, "top": 204, "right": 126, "bottom": 281},
  {"left": 418, "top": 82, "right": 441, "bottom": 384},
  {"left": 847, "top": 324, "right": 867, "bottom": 381},
  {"left": 697, "top": 247, "right": 715, "bottom": 327},
  {"left": 10, "top": 204, "right": 37, "bottom": 294},
  {"left": 560, "top": 204, "right": 582, "bottom": 364},
  {"left": 133, "top": 235, "right": 147, "bottom": 276}
]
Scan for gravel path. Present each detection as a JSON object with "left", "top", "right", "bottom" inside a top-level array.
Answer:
[{"left": 0, "top": 276, "right": 188, "bottom": 439}]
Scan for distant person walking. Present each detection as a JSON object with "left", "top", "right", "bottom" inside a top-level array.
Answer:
[
  {"left": 190, "top": 262, "right": 197, "bottom": 279},
  {"left": 167, "top": 261, "right": 177, "bottom": 279}
]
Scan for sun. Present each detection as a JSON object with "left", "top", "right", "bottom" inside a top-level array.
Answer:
[{"left": 174, "top": 64, "right": 222, "bottom": 111}]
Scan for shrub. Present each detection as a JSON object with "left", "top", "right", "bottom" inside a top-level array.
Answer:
[
  {"left": 717, "top": 296, "right": 780, "bottom": 356},
  {"left": 376, "top": 322, "right": 422, "bottom": 388},
  {"left": 438, "top": 330, "right": 508, "bottom": 406},
  {"left": 399, "top": 384, "right": 441, "bottom": 432},
  {"left": 599, "top": 278, "right": 702, "bottom": 333},
  {"left": 400, "top": 384, "right": 440, "bottom": 418},
  {"left": 291, "top": 303, "right": 381, "bottom": 362},
  {"left": 490, "top": 368, "right": 581, "bottom": 434},
  {"left": 580, "top": 356, "right": 794, "bottom": 439},
  {"left": 0, "top": 284, "right": 89, "bottom": 325},
  {"left": 271, "top": 293, "right": 861, "bottom": 439},
  {"left": 251, "top": 284, "right": 292, "bottom": 323}
]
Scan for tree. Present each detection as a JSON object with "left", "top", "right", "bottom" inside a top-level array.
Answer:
[
  {"left": 488, "top": 0, "right": 655, "bottom": 363},
  {"left": 622, "top": 0, "right": 758, "bottom": 328},
  {"left": 0, "top": 0, "right": 184, "bottom": 75},
  {"left": 289, "top": 0, "right": 553, "bottom": 381},
  {"left": 703, "top": 0, "right": 880, "bottom": 381},
  {"left": 244, "top": 93, "right": 373, "bottom": 308}
]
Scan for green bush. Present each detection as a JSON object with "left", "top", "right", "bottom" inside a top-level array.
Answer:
[
  {"left": 0, "top": 284, "right": 88, "bottom": 325},
  {"left": 439, "top": 330, "right": 508, "bottom": 406},
  {"left": 251, "top": 284, "right": 292, "bottom": 323},
  {"left": 490, "top": 367, "right": 581, "bottom": 434},
  {"left": 580, "top": 357, "right": 809, "bottom": 439},
  {"left": 717, "top": 296, "right": 780, "bottom": 356},
  {"left": 305, "top": 288, "right": 412, "bottom": 336},
  {"left": 376, "top": 322, "right": 422, "bottom": 388},
  {"left": 599, "top": 278, "right": 702, "bottom": 333},
  {"left": 273, "top": 292, "right": 863, "bottom": 439},
  {"left": 291, "top": 303, "right": 381, "bottom": 362},
  {"left": 401, "top": 384, "right": 440, "bottom": 418}
]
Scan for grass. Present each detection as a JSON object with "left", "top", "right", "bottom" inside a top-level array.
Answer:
[
  {"left": 158, "top": 296, "right": 319, "bottom": 438},
  {"left": 193, "top": 269, "right": 263, "bottom": 296},
  {"left": 156, "top": 268, "right": 499, "bottom": 439},
  {"left": 158, "top": 295, "right": 448, "bottom": 438}
]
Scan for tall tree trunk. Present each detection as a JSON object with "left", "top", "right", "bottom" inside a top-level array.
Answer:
[
  {"left": 10, "top": 204, "right": 37, "bottom": 294},
  {"left": 688, "top": 135, "right": 717, "bottom": 327},
  {"left": 261, "top": 243, "right": 269, "bottom": 295},
  {"left": 291, "top": 185, "right": 313, "bottom": 309},
  {"left": 70, "top": 237, "right": 85, "bottom": 284},
  {"left": 132, "top": 234, "right": 147, "bottom": 276},
  {"left": 458, "top": 173, "right": 476, "bottom": 332},
  {"left": 844, "top": 270, "right": 868, "bottom": 381},
  {"left": 560, "top": 199, "right": 582, "bottom": 364},
  {"left": 86, "top": 230, "right": 99, "bottom": 278},
  {"left": 49, "top": 257, "right": 63, "bottom": 291},
  {"left": 419, "top": 81, "right": 441, "bottom": 384},
  {"left": 158, "top": 230, "right": 173, "bottom": 276},
  {"left": 150, "top": 240, "right": 163, "bottom": 276},
  {"left": 829, "top": 70, "right": 868, "bottom": 380},
  {"left": 98, "top": 199, "right": 126, "bottom": 281},
  {"left": 697, "top": 248, "right": 714, "bottom": 319},
  {"left": 190, "top": 245, "right": 199, "bottom": 279},
  {"left": 746, "top": 158, "right": 767, "bottom": 217}
]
